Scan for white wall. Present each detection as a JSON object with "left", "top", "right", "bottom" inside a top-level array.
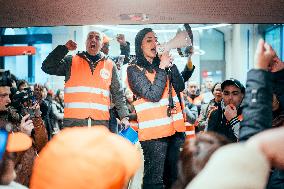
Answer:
[{"left": 225, "top": 24, "right": 262, "bottom": 85}]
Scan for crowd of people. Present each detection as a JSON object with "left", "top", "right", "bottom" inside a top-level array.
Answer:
[{"left": 0, "top": 27, "right": 283, "bottom": 189}]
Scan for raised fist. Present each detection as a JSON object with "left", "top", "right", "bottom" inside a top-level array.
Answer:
[
  {"left": 116, "top": 34, "right": 126, "bottom": 46},
  {"left": 254, "top": 39, "right": 274, "bottom": 71},
  {"left": 65, "top": 40, "right": 77, "bottom": 51}
]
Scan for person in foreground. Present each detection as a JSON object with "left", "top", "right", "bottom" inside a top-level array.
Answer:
[
  {"left": 186, "top": 39, "right": 283, "bottom": 189},
  {"left": 0, "top": 131, "right": 32, "bottom": 189},
  {"left": 173, "top": 132, "right": 230, "bottom": 189},
  {"left": 30, "top": 126, "right": 141, "bottom": 189}
]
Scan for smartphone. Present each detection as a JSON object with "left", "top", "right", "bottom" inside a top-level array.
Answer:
[
  {"left": 119, "top": 126, "right": 138, "bottom": 144},
  {"left": 0, "top": 129, "right": 8, "bottom": 160}
]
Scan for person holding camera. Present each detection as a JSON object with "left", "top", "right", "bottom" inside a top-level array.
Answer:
[
  {"left": 42, "top": 31, "right": 130, "bottom": 129},
  {"left": 0, "top": 71, "right": 48, "bottom": 186}
]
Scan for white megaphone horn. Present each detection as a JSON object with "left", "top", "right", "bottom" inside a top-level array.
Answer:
[{"left": 157, "top": 31, "right": 192, "bottom": 55}]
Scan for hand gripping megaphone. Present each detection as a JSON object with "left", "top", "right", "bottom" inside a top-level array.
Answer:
[
  {"left": 157, "top": 30, "right": 192, "bottom": 55},
  {"left": 176, "top": 24, "right": 194, "bottom": 57}
]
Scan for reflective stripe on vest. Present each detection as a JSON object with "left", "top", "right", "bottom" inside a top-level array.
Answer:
[
  {"left": 131, "top": 69, "right": 185, "bottom": 141},
  {"left": 185, "top": 122, "right": 195, "bottom": 139},
  {"left": 65, "top": 86, "right": 110, "bottom": 97},
  {"left": 64, "top": 55, "right": 113, "bottom": 120},
  {"left": 138, "top": 113, "right": 184, "bottom": 129},
  {"left": 130, "top": 121, "right": 138, "bottom": 131},
  {"left": 65, "top": 102, "right": 109, "bottom": 111},
  {"left": 135, "top": 96, "right": 179, "bottom": 113}
]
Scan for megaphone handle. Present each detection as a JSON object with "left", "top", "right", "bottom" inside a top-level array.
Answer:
[{"left": 184, "top": 24, "right": 193, "bottom": 44}]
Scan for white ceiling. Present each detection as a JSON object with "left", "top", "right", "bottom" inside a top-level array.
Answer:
[{"left": 0, "top": 0, "right": 283, "bottom": 27}]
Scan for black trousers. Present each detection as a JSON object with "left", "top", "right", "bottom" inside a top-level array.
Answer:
[
  {"left": 267, "top": 169, "right": 284, "bottom": 189},
  {"left": 141, "top": 132, "right": 185, "bottom": 189}
]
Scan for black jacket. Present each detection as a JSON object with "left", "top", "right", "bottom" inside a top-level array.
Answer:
[
  {"left": 207, "top": 104, "right": 242, "bottom": 142},
  {"left": 239, "top": 69, "right": 284, "bottom": 189},
  {"left": 181, "top": 65, "right": 195, "bottom": 83},
  {"left": 272, "top": 68, "right": 284, "bottom": 112},
  {"left": 239, "top": 69, "right": 272, "bottom": 141}
]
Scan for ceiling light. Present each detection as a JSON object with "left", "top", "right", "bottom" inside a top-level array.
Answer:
[{"left": 95, "top": 24, "right": 231, "bottom": 33}]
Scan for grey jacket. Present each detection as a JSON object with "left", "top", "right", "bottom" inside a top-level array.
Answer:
[
  {"left": 41, "top": 45, "right": 129, "bottom": 127},
  {"left": 184, "top": 101, "right": 198, "bottom": 124}
]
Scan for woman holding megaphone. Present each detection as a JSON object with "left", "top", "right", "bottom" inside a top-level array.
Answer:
[{"left": 127, "top": 28, "right": 188, "bottom": 189}]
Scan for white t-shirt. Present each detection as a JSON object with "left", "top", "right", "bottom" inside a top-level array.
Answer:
[{"left": 0, "top": 181, "right": 28, "bottom": 189}]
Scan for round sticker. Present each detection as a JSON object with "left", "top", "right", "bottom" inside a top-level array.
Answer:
[{"left": 100, "top": 68, "right": 110, "bottom": 79}]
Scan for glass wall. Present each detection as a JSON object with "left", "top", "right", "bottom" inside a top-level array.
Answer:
[
  {"left": 265, "top": 25, "right": 283, "bottom": 60},
  {"left": 1, "top": 24, "right": 283, "bottom": 91},
  {"left": 200, "top": 29, "right": 225, "bottom": 85},
  {"left": 2, "top": 27, "right": 53, "bottom": 84}
]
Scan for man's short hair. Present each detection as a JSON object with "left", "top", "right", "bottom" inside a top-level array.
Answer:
[
  {"left": 0, "top": 70, "right": 12, "bottom": 87},
  {"left": 86, "top": 31, "right": 103, "bottom": 43}
]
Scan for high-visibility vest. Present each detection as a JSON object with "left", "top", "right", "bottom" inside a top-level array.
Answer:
[
  {"left": 187, "top": 94, "right": 204, "bottom": 105},
  {"left": 185, "top": 122, "right": 195, "bottom": 139},
  {"left": 124, "top": 67, "right": 139, "bottom": 131},
  {"left": 64, "top": 55, "right": 113, "bottom": 120},
  {"left": 130, "top": 121, "right": 139, "bottom": 131},
  {"left": 180, "top": 92, "right": 195, "bottom": 139},
  {"left": 132, "top": 69, "right": 185, "bottom": 141}
]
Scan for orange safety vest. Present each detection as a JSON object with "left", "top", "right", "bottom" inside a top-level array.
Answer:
[
  {"left": 130, "top": 121, "right": 139, "bottom": 131},
  {"left": 180, "top": 92, "right": 195, "bottom": 139},
  {"left": 132, "top": 69, "right": 185, "bottom": 141},
  {"left": 187, "top": 94, "right": 204, "bottom": 105},
  {"left": 125, "top": 72, "right": 139, "bottom": 131},
  {"left": 64, "top": 55, "right": 113, "bottom": 120}
]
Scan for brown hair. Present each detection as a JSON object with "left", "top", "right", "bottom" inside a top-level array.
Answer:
[{"left": 173, "top": 132, "right": 230, "bottom": 189}]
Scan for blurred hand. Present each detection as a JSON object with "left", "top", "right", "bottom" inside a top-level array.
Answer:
[
  {"left": 209, "top": 105, "right": 217, "bottom": 111},
  {"left": 247, "top": 127, "right": 284, "bottom": 169},
  {"left": 65, "top": 40, "right": 77, "bottom": 51},
  {"left": 183, "top": 89, "right": 188, "bottom": 98},
  {"left": 116, "top": 34, "right": 127, "bottom": 46},
  {"left": 187, "top": 46, "right": 194, "bottom": 58},
  {"left": 254, "top": 39, "right": 274, "bottom": 70},
  {"left": 224, "top": 104, "right": 237, "bottom": 121},
  {"left": 268, "top": 55, "right": 284, "bottom": 72},
  {"left": 120, "top": 117, "right": 130, "bottom": 130},
  {"left": 159, "top": 51, "right": 172, "bottom": 69},
  {"left": 20, "top": 114, "right": 34, "bottom": 136},
  {"left": 32, "top": 103, "right": 41, "bottom": 118},
  {"left": 272, "top": 94, "right": 280, "bottom": 112}
]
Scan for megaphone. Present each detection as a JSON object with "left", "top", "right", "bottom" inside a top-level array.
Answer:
[{"left": 157, "top": 30, "right": 192, "bottom": 55}]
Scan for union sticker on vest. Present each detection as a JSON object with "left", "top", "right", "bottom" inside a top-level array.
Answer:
[{"left": 100, "top": 68, "right": 110, "bottom": 79}]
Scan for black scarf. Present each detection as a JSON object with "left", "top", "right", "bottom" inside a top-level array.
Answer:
[{"left": 135, "top": 28, "right": 160, "bottom": 73}]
